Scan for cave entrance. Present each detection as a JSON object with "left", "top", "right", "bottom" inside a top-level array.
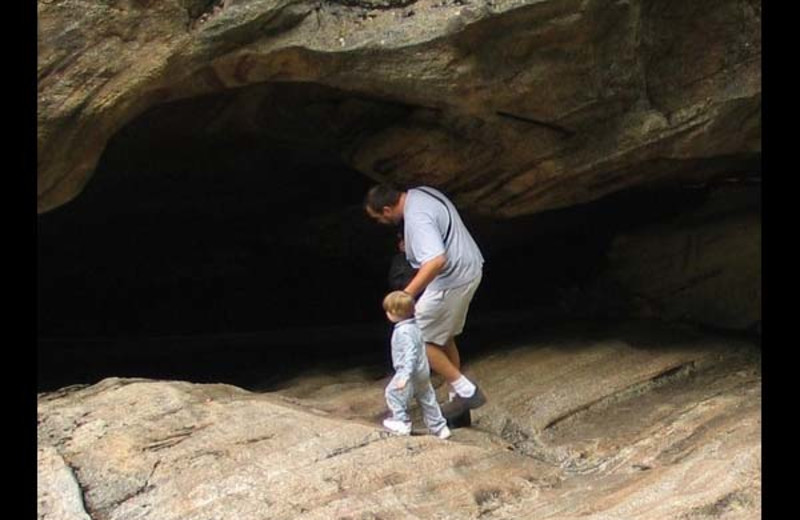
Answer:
[
  {"left": 36, "top": 81, "right": 720, "bottom": 393},
  {"left": 37, "top": 81, "right": 419, "bottom": 390}
]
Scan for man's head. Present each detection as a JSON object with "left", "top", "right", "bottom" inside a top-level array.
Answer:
[
  {"left": 383, "top": 290, "right": 415, "bottom": 322},
  {"left": 365, "top": 184, "right": 404, "bottom": 225}
]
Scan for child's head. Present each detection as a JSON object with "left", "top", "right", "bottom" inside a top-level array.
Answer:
[{"left": 383, "top": 291, "right": 415, "bottom": 322}]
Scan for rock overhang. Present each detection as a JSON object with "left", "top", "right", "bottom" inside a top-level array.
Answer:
[
  {"left": 36, "top": 0, "right": 761, "bottom": 346},
  {"left": 37, "top": 0, "right": 760, "bottom": 216}
]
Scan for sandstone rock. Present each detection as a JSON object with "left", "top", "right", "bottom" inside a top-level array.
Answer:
[
  {"left": 37, "top": 0, "right": 760, "bottom": 215},
  {"left": 36, "top": 1, "right": 761, "bottom": 334},
  {"left": 38, "top": 378, "right": 548, "bottom": 519},
  {"left": 38, "top": 322, "right": 761, "bottom": 519}
]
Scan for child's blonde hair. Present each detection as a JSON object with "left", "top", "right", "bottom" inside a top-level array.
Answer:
[{"left": 383, "top": 291, "right": 415, "bottom": 319}]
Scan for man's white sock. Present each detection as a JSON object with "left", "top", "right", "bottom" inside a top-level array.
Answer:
[
  {"left": 448, "top": 390, "right": 457, "bottom": 402},
  {"left": 451, "top": 376, "right": 476, "bottom": 398}
]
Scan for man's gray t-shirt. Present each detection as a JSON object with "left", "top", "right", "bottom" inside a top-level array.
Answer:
[{"left": 403, "top": 186, "right": 484, "bottom": 291}]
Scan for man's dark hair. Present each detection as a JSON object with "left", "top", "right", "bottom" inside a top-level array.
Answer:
[{"left": 365, "top": 184, "right": 403, "bottom": 212}]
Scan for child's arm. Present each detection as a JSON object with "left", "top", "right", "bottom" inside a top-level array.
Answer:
[
  {"left": 394, "top": 330, "right": 417, "bottom": 385},
  {"left": 403, "top": 330, "right": 420, "bottom": 375}
]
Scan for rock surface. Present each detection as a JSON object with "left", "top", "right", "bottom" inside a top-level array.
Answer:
[
  {"left": 575, "top": 182, "right": 761, "bottom": 331},
  {"left": 38, "top": 0, "right": 760, "bottom": 215},
  {"left": 38, "top": 321, "right": 761, "bottom": 519}
]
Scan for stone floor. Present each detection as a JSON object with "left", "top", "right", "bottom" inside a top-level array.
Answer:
[{"left": 38, "top": 320, "right": 761, "bottom": 519}]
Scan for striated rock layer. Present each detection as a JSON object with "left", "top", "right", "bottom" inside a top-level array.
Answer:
[
  {"left": 38, "top": 0, "right": 760, "bottom": 216},
  {"left": 38, "top": 322, "right": 760, "bottom": 519}
]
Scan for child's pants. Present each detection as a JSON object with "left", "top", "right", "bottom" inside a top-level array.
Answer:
[{"left": 385, "top": 372, "right": 447, "bottom": 433}]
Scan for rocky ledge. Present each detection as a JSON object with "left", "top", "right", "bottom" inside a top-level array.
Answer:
[
  {"left": 38, "top": 0, "right": 760, "bottom": 216},
  {"left": 38, "top": 321, "right": 760, "bottom": 519}
]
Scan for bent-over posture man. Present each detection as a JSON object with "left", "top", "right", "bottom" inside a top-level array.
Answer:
[{"left": 365, "top": 184, "right": 486, "bottom": 421}]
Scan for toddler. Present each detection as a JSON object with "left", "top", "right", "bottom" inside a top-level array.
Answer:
[{"left": 382, "top": 291, "right": 451, "bottom": 439}]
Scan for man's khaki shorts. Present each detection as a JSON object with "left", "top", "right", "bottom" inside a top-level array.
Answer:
[{"left": 415, "top": 273, "right": 482, "bottom": 347}]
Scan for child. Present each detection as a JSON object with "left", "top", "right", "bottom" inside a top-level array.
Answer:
[
  {"left": 388, "top": 232, "right": 418, "bottom": 291},
  {"left": 382, "top": 290, "right": 451, "bottom": 439}
]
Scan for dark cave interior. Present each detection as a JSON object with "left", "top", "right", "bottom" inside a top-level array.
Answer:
[{"left": 37, "top": 82, "right": 721, "bottom": 393}]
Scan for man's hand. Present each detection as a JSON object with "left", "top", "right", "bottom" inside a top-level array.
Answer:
[
  {"left": 404, "top": 254, "right": 446, "bottom": 299},
  {"left": 395, "top": 378, "right": 408, "bottom": 390}
]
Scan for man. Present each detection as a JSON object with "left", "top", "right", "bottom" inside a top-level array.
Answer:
[{"left": 365, "top": 183, "right": 487, "bottom": 421}]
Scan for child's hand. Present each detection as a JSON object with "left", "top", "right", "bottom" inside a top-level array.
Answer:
[{"left": 395, "top": 378, "right": 407, "bottom": 390}]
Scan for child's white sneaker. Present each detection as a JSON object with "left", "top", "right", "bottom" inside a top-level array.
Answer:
[
  {"left": 434, "top": 425, "right": 452, "bottom": 440},
  {"left": 383, "top": 418, "right": 412, "bottom": 435}
]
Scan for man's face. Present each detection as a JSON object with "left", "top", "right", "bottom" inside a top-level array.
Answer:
[{"left": 366, "top": 205, "right": 399, "bottom": 225}]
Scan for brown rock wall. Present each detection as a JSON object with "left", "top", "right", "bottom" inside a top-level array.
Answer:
[
  {"left": 584, "top": 184, "right": 761, "bottom": 331},
  {"left": 37, "top": 0, "right": 760, "bottom": 216}
]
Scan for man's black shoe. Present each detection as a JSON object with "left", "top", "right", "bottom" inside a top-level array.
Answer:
[
  {"left": 446, "top": 408, "right": 472, "bottom": 429},
  {"left": 441, "top": 386, "right": 487, "bottom": 420}
]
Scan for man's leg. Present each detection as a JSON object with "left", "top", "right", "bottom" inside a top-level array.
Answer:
[
  {"left": 416, "top": 278, "right": 485, "bottom": 420},
  {"left": 442, "top": 338, "right": 461, "bottom": 372},
  {"left": 423, "top": 329, "right": 478, "bottom": 403},
  {"left": 426, "top": 342, "right": 460, "bottom": 383},
  {"left": 440, "top": 338, "right": 461, "bottom": 401},
  {"left": 436, "top": 335, "right": 486, "bottom": 419},
  {"left": 427, "top": 338, "right": 460, "bottom": 389},
  {"left": 426, "top": 341, "right": 473, "bottom": 428}
]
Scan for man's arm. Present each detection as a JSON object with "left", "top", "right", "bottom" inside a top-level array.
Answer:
[{"left": 403, "top": 254, "right": 446, "bottom": 299}]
